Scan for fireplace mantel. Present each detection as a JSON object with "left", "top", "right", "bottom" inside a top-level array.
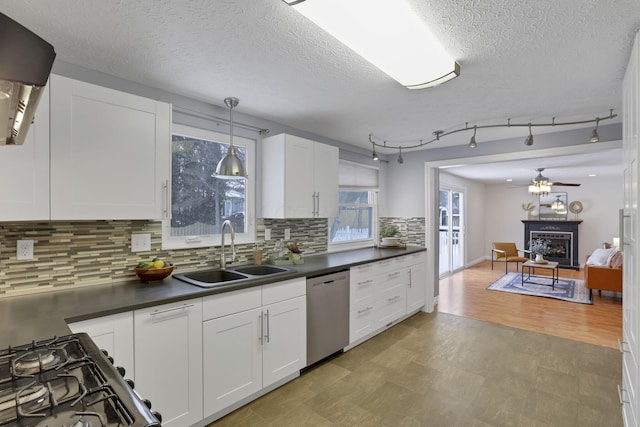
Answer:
[{"left": 522, "top": 220, "right": 582, "bottom": 270}]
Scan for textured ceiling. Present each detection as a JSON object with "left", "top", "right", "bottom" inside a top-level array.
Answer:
[{"left": 0, "top": 0, "right": 638, "bottom": 152}]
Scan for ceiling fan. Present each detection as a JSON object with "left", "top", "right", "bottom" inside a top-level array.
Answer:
[{"left": 530, "top": 168, "right": 581, "bottom": 187}]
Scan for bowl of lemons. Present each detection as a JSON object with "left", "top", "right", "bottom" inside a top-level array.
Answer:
[{"left": 134, "top": 258, "right": 174, "bottom": 283}]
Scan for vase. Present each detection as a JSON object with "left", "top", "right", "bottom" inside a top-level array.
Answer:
[{"left": 535, "top": 253, "right": 544, "bottom": 262}]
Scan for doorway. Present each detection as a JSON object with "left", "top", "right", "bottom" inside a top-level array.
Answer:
[{"left": 439, "top": 186, "right": 464, "bottom": 277}]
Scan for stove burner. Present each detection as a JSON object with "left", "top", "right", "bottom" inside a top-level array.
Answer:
[
  {"left": 13, "top": 348, "right": 65, "bottom": 376},
  {"left": 0, "top": 383, "right": 48, "bottom": 412}
]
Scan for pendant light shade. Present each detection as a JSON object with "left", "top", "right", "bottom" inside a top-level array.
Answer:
[{"left": 214, "top": 97, "right": 247, "bottom": 179}]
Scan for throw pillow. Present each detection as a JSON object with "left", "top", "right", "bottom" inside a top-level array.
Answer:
[{"left": 586, "top": 248, "right": 616, "bottom": 266}]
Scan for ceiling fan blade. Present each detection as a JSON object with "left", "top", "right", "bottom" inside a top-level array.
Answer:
[{"left": 549, "top": 182, "right": 581, "bottom": 187}]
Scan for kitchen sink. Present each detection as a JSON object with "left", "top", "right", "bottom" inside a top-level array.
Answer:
[
  {"left": 173, "top": 264, "right": 294, "bottom": 288},
  {"left": 232, "top": 265, "right": 291, "bottom": 276}
]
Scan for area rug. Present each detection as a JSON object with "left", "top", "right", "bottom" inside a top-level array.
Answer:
[{"left": 487, "top": 272, "right": 592, "bottom": 304}]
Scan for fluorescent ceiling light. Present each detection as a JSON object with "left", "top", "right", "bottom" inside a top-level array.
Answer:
[{"left": 284, "top": 0, "right": 459, "bottom": 89}]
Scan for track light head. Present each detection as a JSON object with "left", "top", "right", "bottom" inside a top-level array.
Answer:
[
  {"left": 372, "top": 142, "right": 379, "bottom": 161},
  {"left": 590, "top": 118, "right": 600, "bottom": 142},
  {"left": 468, "top": 126, "right": 477, "bottom": 148},
  {"left": 524, "top": 124, "right": 534, "bottom": 146},
  {"left": 397, "top": 147, "right": 403, "bottom": 164}
]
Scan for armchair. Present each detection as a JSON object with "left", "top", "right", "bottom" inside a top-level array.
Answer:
[{"left": 491, "top": 242, "right": 531, "bottom": 273}]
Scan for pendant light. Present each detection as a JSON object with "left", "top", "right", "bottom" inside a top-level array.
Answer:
[
  {"left": 214, "top": 97, "right": 247, "bottom": 179},
  {"left": 468, "top": 126, "right": 477, "bottom": 148},
  {"left": 524, "top": 123, "right": 534, "bottom": 146}
]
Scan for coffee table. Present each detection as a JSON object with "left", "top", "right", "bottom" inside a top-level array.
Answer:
[{"left": 521, "top": 260, "right": 560, "bottom": 290}]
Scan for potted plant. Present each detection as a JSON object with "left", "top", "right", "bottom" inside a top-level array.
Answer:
[
  {"left": 380, "top": 223, "right": 401, "bottom": 246},
  {"left": 529, "top": 238, "right": 551, "bottom": 262}
]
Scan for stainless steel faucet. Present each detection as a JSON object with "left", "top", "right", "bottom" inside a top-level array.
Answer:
[{"left": 220, "top": 219, "right": 236, "bottom": 269}]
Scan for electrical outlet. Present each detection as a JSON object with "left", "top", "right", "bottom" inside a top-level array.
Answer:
[
  {"left": 284, "top": 228, "right": 291, "bottom": 240},
  {"left": 17, "top": 240, "right": 34, "bottom": 260},
  {"left": 131, "top": 233, "right": 151, "bottom": 252},
  {"left": 264, "top": 228, "right": 271, "bottom": 241}
]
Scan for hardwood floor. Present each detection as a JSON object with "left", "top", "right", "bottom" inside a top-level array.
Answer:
[{"left": 437, "top": 260, "right": 622, "bottom": 349}]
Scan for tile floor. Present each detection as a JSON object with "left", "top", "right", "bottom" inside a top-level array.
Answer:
[{"left": 209, "top": 312, "right": 622, "bottom": 426}]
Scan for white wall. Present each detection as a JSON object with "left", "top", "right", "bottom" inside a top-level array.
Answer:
[
  {"left": 484, "top": 175, "right": 623, "bottom": 263},
  {"left": 439, "top": 172, "right": 487, "bottom": 265}
]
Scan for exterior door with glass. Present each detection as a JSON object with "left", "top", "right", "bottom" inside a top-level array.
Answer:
[{"left": 439, "top": 187, "right": 464, "bottom": 276}]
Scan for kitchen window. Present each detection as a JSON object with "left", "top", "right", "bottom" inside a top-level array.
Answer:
[
  {"left": 329, "top": 160, "right": 378, "bottom": 250},
  {"left": 162, "top": 124, "right": 255, "bottom": 249}
]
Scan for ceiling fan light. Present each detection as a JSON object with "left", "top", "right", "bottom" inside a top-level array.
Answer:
[{"left": 284, "top": 0, "right": 459, "bottom": 89}]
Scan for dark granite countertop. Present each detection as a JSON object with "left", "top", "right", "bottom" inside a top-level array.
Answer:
[{"left": 0, "top": 246, "right": 425, "bottom": 348}]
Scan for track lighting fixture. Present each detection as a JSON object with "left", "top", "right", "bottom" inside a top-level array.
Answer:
[
  {"left": 590, "top": 118, "right": 600, "bottom": 143},
  {"left": 468, "top": 126, "right": 477, "bottom": 148},
  {"left": 372, "top": 142, "right": 379, "bottom": 161},
  {"left": 368, "top": 109, "right": 616, "bottom": 165},
  {"left": 397, "top": 146, "right": 404, "bottom": 164},
  {"left": 524, "top": 124, "right": 533, "bottom": 146}
]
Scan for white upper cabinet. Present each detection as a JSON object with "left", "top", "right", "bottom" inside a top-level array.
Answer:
[
  {"left": 49, "top": 75, "right": 171, "bottom": 220},
  {"left": 0, "top": 83, "right": 50, "bottom": 221},
  {"left": 261, "top": 133, "right": 338, "bottom": 218}
]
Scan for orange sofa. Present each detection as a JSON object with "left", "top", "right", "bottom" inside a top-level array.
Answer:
[{"left": 584, "top": 251, "right": 622, "bottom": 297}]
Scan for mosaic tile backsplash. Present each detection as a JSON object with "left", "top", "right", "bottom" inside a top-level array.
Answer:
[
  {"left": 0, "top": 218, "right": 328, "bottom": 297},
  {"left": 0, "top": 217, "right": 424, "bottom": 297},
  {"left": 380, "top": 217, "right": 426, "bottom": 246}
]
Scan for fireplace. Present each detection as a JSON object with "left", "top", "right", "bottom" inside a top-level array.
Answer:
[{"left": 522, "top": 220, "right": 582, "bottom": 270}]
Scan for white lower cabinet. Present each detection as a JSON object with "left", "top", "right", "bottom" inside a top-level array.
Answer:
[
  {"left": 349, "top": 251, "right": 427, "bottom": 345},
  {"left": 134, "top": 298, "right": 203, "bottom": 427},
  {"left": 68, "top": 311, "right": 135, "bottom": 381},
  {"left": 202, "top": 278, "right": 306, "bottom": 419}
]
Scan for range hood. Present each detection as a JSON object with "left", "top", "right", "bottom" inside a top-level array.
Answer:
[{"left": 0, "top": 13, "right": 55, "bottom": 145}]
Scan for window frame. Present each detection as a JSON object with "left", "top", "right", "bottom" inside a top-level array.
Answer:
[
  {"left": 328, "top": 187, "right": 378, "bottom": 252},
  {"left": 161, "top": 124, "right": 256, "bottom": 250}
]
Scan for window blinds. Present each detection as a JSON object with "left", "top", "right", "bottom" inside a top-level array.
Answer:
[{"left": 338, "top": 160, "right": 379, "bottom": 188}]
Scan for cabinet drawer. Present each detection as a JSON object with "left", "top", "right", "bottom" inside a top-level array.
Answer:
[
  {"left": 375, "top": 268, "right": 409, "bottom": 295},
  {"left": 350, "top": 275, "right": 376, "bottom": 309},
  {"left": 375, "top": 283, "right": 406, "bottom": 328},
  {"left": 203, "top": 287, "right": 261, "bottom": 321},
  {"left": 349, "top": 305, "right": 376, "bottom": 343},
  {"left": 262, "top": 278, "right": 306, "bottom": 306},
  {"left": 350, "top": 263, "right": 378, "bottom": 282}
]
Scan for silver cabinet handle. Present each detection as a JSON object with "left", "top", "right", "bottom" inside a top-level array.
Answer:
[
  {"left": 618, "top": 384, "right": 628, "bottom": 405},
  {"left": 618, "top": 338, "right": 627, "bottom": 353},
  {"left": 311, "top": 192, "right": 316, "bottom": 216},
  {"left": 358, "top": 279, "right": 373, "bottom": 286},
  {"left": 387, "top": 295, "right": 401, "bottom": 303},
  {"left": 357, "top": 306, "right": 373, "bottom": 314},
  {"left": 149, "top": 303, "right": 194, "bottom": 316},
  {"left": 387, "top": 271, "right": 401, "bottom": 278},
  {"left": 265, "top": 310, "right": 270, "bottom": 343},
  {"left": 259, "top": 313, "right": 264, "bottom": 345},
  {"left": 163, "top": 179, "right": 170, "bottom": 219},
  {"left": 316, "top": 192, "right": 320, "bottom": 216}
]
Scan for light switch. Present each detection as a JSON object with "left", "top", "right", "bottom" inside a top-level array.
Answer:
[
  {"left": 284, "top": 228, "right": 291, "bottom": 240},
  {"left": 264, "top": 228, "right": 271, "bottom": 241}
]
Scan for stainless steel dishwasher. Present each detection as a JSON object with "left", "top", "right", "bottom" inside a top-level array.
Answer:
[{"left": 306, "top": 269, "right": 350, "bottom": 366}]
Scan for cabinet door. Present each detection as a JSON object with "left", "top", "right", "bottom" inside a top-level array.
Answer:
[
  {"left": 134, "top": 299, "right": 203, "bottom": 427},
  {"left": 262, "top": 296, "right": 306, "bottom": 387},
  {"left": 313, "top": 142, "right": 339, "bottom": 218},
  {"left": 203, "top": 307, "right": 262, "bottom": 417},
  {"left": 0, "top": 84, "right": 49, "bottom": 220},
  {"left": 68, "top": 311, "right": 134, "bottom": 381},
  {"left": 284, "top": 135, "right": 315, "bottom": 217},
  {"left": 407, "top": 257, "right": 427, "bottom": 313},
  {"left": 50, "top": 74, "right": 171, "bottom": 220},
  {"left": 623, "top": 29, "right": 640, "bottom": 427}
]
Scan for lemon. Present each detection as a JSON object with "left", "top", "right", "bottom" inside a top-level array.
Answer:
[{"left": 152, "top": 260, "right": 165, "bottom": 268}]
